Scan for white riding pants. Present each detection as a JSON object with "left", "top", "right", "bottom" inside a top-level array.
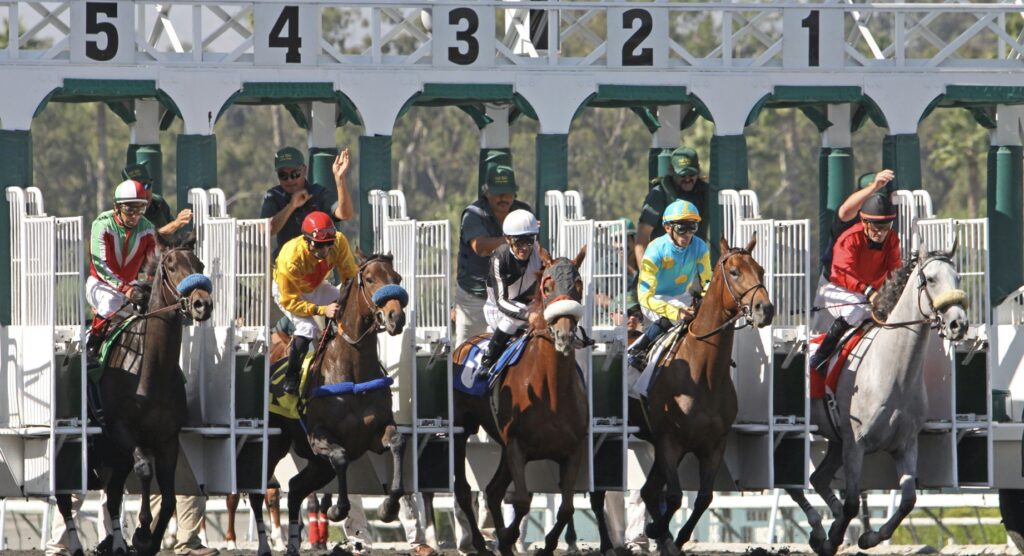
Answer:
[
  {"left": 483, "top": 301, "right": 526, "bottom": 335},
  {"left": 272, "top": 281, "right": 341, "bottom": 339},
  {"left": 640, "top": 292, "right": 693, "bottom": 325},
  {"left": 86, "top": 276, "right": 129, "bottom": 318},
  {"left": 817, "top": 281, "right": 870, "bottom": 328}
]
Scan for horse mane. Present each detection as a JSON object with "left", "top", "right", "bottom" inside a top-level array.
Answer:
[{"left": 871, "top": 259, "right": 917, "bottom": 321}]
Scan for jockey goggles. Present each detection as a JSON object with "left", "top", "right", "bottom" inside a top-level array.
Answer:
[
  {"left": 508, "top": 234, "right": 537, "bottom": 248},
  {"left": 670, "top": 221, "right": 699, "bottom": 235}
]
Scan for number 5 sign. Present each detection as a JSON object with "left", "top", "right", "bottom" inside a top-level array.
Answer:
[
  {"left": 255, "top": 4, "right": 319, "bottom": 65},
  {"left": 432, "top": 6, "right": 495, "bottom": 67},
  {"left": 71, "top": 2, "right": 134, "bottom": 63}
]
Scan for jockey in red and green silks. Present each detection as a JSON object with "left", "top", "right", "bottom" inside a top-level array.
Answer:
[{"left": 85, "top": 179, "right": 158, "bottom": 365}]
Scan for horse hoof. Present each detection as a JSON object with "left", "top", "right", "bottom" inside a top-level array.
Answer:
[
  {"left": 658, "top": 536, "right": 681, "bottom": 556},
  {"left": 859, "top": 530, "right": 882, "bottom": 549},
  {"left": 327, "top": 503, "right": 350, "bottom": 522},
  {"left": 378, "top": 498, "right": 399, "bottom": 523}
]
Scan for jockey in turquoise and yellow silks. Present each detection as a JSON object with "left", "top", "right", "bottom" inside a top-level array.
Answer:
[{"left": 627, "top": 199, "right": 711, "bottom": 369}]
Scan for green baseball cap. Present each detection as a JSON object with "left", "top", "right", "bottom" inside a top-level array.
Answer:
[
  {"left": 122, "top": 163, "right": 152, "bottom": 183},
  {"left": 858, "top": 172, "right": 877, "bottom": 189},
  {"left": 670, "top": 147, "right": 700, "bottom": 177},
  {"left": 621, "top": 217, "right": 637, "bottom": 235},
  {"left": 485, "top": 164, "right": 518, "bottom": 194},
  {"left": 274, "top": 147, "right": 305, "bottom": 170}
]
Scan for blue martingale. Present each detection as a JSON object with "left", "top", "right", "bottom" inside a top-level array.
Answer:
[
  {"left": 177, "top": 274, "right": 213, "bottom": 296},
  {"left": 453, "top": 335, "right": 529, "bottom": 397},
  {"left": 372, "top": 284, "right": 408, "bottom": 307},
  {"left": 310, "top": 376, "right": 394, "bottom": 399}
]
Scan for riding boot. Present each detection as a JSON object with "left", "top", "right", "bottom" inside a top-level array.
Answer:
[
  {"left": 809, "top": 317, "right": 852, "bottom": 375},
  {"left": 85, "top": 316, "right": 108, "bottom": 369},
  {"left": 283, "top": 336, "right": 312, "bottom": 394},
  {"left": 476, "top": 329, "right": 513, "bottom": 379},
  {"left": 627, "top": 318, "right": 672, "bottom": 370}
]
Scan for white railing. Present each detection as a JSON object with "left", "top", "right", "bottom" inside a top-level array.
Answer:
[{"left": 5, "top": 2, "right": 1024, "bottom": 72}]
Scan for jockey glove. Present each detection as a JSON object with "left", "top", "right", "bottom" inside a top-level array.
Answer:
[
  {"left": 810, "top": 317, "right": 851, "bottom": 375},
  {"left": 284, "top": 335, "right": 312, "bottom": 394}
]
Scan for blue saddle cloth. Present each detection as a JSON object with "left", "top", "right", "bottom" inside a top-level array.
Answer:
[{"left": 453, "top": 335, "right": 529, "bottom": 397}]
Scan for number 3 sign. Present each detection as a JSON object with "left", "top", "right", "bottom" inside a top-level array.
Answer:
[
  {"left": 432, "top": 6, "right": 495, "bottom": 67},
  {"left": 71, "top": 2, "right": 134, "bottom": 63},
  {"left": 255, "top": 4, "right": 319, "bottom": 65}
]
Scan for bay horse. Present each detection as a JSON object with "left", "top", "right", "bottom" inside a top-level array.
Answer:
[
  {"left": 639, "top": 236, "right": 774, "bottom": 554},
  {"left": 241, "top": 253, "right": 408, "bottom": 556},
  {"left": 786, "top": 242, "right": 968, "bottom": 556},
  {"left": 56, "top": 232, "right": 213, "bottom": 556},
  {"left": 453, "top": 247, "right": 589, "bottom": 556}
]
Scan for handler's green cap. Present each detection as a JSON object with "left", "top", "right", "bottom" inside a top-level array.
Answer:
[
  {"left": 122, "top": 163, "right": 151, "bottom": 183},
  {"left": 670, "top": 147, "right": 700, "bottom": 177},
  {"left": 485, "top": 164, "right": 518, "bottom": 194},
  {"left": 274, "top": 147, "right": 305, "bottom": 170}
]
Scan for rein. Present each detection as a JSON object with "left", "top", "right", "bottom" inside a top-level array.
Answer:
[
  {"left": 689, "top": 250, "right": 768, "bottom": 340},
  {"left": 870, "top": 255, "right": 966, "bottom": 332},
  {"left": 337, "top": 258, "right": 405, "bottom": 345},
  {"left": 139, "top": 247, "right": 210, "bottom": 319}
]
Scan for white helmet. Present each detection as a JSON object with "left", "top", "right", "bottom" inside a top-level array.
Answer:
[
  {"left": 113, "top": 179, "right": 150, "bottom": 206},
  {"left": 503, "top": 210, "right": 540, "bottom": 236}
]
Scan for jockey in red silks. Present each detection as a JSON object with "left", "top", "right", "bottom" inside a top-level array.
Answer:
[{"left": 810, "top": 193, "right": 901, "bottom": 374}]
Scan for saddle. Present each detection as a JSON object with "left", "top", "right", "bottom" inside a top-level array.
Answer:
[
  {"left": 452, "top": 333, "right": 530, "bottom": 397},
  {"left": 809, "top": 324, "right": 870, "bottom": 399}
]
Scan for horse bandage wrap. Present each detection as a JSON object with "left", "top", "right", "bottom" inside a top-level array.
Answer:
[
  {"left": 176, "top": 273, "right": 213, "bottom": 296},
  {"left": 372, "top": 284, "right": 409, "bottom": 307},
  {"left": 933, "top": 289, "right": 968, "bottom": 312},
  {"left": 544, "top": 299, "right": 584, "bottom": 322}
]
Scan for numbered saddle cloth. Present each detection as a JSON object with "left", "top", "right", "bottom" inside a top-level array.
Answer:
[
  {"left": 452, "top": 334, "right": 529, "bottom": 397},
  {"left": 268, "top": 351, "right": 316, "bottom": 421},
  {"left": 808, "top": 325, "right": 869, "bottom": 399},
  {"left": 629, "top": 324, "right": 685, "bottom": 400}
]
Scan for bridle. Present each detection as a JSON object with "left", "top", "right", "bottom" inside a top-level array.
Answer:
[
  {"left": 339, "top": 258, "right": 408, "bottom": 345},
  {"left": 690, "top": 249, "right": 769, "bottom": 340},
  {"left": 873, "top": 254, "right": 967, "bottom": 336},
  {"left": 141, "top": 247, "right": 211, "bottom": 319}
]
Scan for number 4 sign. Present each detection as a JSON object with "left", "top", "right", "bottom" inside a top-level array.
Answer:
[
  {"left": 71, "top": 2, "right": 134, "bottom": 63},
  {"left": 255, "top": 4, "right": 319, "bottom": 66}
]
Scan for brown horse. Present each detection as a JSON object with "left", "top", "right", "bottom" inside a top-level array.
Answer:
[
  {"left": 453, "top": 247, "right": 588, "bottom": 556},
  {"left": 250, "top": 253, "right": 408, "bottom": 556},
  {"left": 56, "top": 232, "right": 214, "bottom": 556},
  {"left": 639, "top": 236, "right": 774, "bottom": 554}
]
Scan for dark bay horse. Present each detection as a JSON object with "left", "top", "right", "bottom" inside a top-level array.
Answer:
[
  {"left": 241, "top": 254, "right": 407, "bottom": 556},
  {"left": 640, "top": 236, "right": 774, "bottom": 555},
  {"left": 786, "top": 242, "right": 968, "bottom": 556},
  {"left": 454, "top": 247, "right": 589, "bottom": 556},
  {"left": 56, "top": 232, "right": 213, "bottom": 556}
]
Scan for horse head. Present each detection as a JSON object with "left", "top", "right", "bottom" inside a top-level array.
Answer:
[
  {"left": 537, "top": 246, "right": 586, "bottom": 355},
  {"left": 916, "top": 239, "right": 969, "bottom": 341},
  {"left": 715, "top": 235, "right": 774, "bottom": 328},
  {"left": 155, "top": 232, "right": 213, "bottom": 322},
  {"left": 356, "top": 254, "right": 407, "bottom": 335}
]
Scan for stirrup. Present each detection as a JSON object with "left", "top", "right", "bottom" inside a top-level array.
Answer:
[{"left": 282, "top": 373, "right": 300, "bottom": 394}]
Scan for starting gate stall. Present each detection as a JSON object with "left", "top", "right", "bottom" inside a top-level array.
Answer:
[
  {"left": 0, "top": 187, "right": 88, "bottom": 497},
  {"left": 545, "top": 190, "right": 630, "bottom": 492},
  {"left": 712, "top": 189, "right": 812, "bottom": 491},
  {"left": 185, "top": 188, "right": 271, "bottom": 496},
  {"left": 889, "top": 190, "right": 992, "bottom": 489}
]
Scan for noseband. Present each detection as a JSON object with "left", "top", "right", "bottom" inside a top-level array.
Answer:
[
  {"left": 690, "top": 249, "right": 768, "bottom": 340},
  {"left": 339, "top": 258, "right": 409, "bottom": 345},
  {"left": 145, "top": 247, "right": 212, "bottom": 319}
]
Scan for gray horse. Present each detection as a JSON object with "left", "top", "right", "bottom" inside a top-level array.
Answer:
[{"left": 788, "top": 241, "right": 969, "bottom": 556}]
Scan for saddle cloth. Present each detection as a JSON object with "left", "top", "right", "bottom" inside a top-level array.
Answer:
[
  {"left": 452, "top": 334, "right": 529, "bottom": 397},
  {"left": 629, "top": 324, "right": 685, "bottom": 400},
  {"left": 809, "top": 326, "right": 869, "bottom": 399},
  {"left": 268, "top": 352, "right": 316, "bottom": 420}
]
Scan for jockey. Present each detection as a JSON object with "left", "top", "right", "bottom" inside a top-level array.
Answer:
[
  {"left": 273, "top": 211, "right": 359, "bottom": 394},
  {"left": 476, "top": 209, "right": 546, "bottom": 378},
  {"left": 627, "top": 199, "right": 712, "bottom": 370},
  {"left": 85, "top": 179, "right": 158, "bottom": 368},
  {"left": 809, "top": 193, "right": 901, "bottom": 373}
]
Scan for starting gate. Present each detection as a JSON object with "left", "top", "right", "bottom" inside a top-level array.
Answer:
[{"left": 1, "top": 187, "right": 88, "bottom": 496}]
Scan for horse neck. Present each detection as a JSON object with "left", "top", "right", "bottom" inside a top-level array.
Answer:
[
  {"left": 325, "top": 278, "right": 383, "bottom": 384},
  {"left": 533, "top": 338, "right": 580, "bottom": 410},
  {"left": 681, "top": 278, "right": 737, "bottom": 383},
  {"left": 863, "top": 266, "right": 932, "bottom": 386}
]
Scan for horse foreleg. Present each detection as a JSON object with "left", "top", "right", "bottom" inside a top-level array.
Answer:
[
  {"left": 285, "top": 458, "right": 335, "bottom": 556},
  {"left": 644, "top": 437, "right": 684, "bottom": 554},
  {"left": 224, "top": 493, "right": 239, "bottom": 549},
  {"left": 860, "top": 442, "right": 919, "bottom": 549},
  {"left": 639, "top": 463, "right": 668, "bottom": 542},
  {"left": 55, "top": 494, "right": 85, "bottom": 556},
  {"left": 105, "top": 457, "right": 132, "bottom": 556},
  {"left": 454, "top": 432, "right": 491, "bottom": 555},
  {"left": 495, "top": 442, "right": 528, "bottom": 556},
  {"left": 145, "top": 442, "right": 178, "bottom": 556},
  {"left": 379, "top": 424, "right": 406, "bottom": 523},
  {"left": 249, "top": 491, "right": 272, "bottom": 556},
  {"left": 324, "top": 445, "right": 353, "bottom": 522},
  {"left": 589, "top": 491, "right": 614, "bottom": 555},
  {"left": 674, "top": 441, "right": 725, "bottom": 549},
  {"left": 786, "top": 487, "right": 826, "bottom": 551},
  {"left": 131, "top": 447, "right": 156, "bottom": 554},
  {"left": 823, "top": 443, "right": 864, "bottom": 556},
  {"left": 810, "top": 440, "right": 844, "bottom": 519},
  {"left": 541, "top": 447, "right": 585, "bottom": 556},
  {"left": 422, "top": 492, "right": 437, "bottom": 547}
]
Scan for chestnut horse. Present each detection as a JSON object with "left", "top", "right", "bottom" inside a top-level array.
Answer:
[
  {"left": 454, "top": 247, "right": 588, "bottom": 556},
  {"left": 640, "top": 236, "right": 774, "bottom": 554},
  {"left": 56, "top": 233, "right": 214, "bottom": 556}
]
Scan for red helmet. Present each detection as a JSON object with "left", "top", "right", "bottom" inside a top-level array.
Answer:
[{"left": 302, "top": 211, "right": 336, "bottom": 245}]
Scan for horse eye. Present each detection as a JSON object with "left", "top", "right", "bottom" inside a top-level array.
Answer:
[
  {"left": 366, "top": 276, "right": 375, "bottom": 284},
  {"left": 927, "top": 277, "right": 935, "bottom": 285},
  {"left": 729, "top": 269, "right": 740, "bottom": 278}
]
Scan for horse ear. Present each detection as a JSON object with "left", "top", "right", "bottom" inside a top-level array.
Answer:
[
  {"left": 719, "top": 235, "right": 731, "bottom": 255},
  {"left": 572, "top": 244, "right": 587, "bottom": 268},
  {"left": 947, "top": 235, "right": 959, "bottom": 259},
  {"left": 744, "top": 231, "right": 757, "bottom": 253},
  {"left": 181, "top": 231, "right": 197, "bottom": 250},
  {"left": 157, "top": 231, "right": 175, "bottom": 249},
  {"left": 354, "top": 245, "right": 366, "bottom": 264},
  {"left": 538, "top": 246, "right": 553, "bottom": 266},
  {"left": 917, "top": 241, "right": 928, "bottom": 262}
]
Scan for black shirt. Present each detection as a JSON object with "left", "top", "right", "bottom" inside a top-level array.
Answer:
[
  {"left": 638, "top": 177, "right": 710, "bottom": 242},
  {"left": 485, "top": 243, "right": 541, "bottom": 321},
  {"left": 259, "top": 182, "right": 338, "bottom": 257},
  {"left": 456, "top": 198, "right": 534, "bottom": 297}
]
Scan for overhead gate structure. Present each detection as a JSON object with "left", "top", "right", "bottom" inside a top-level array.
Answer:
[
  {"left": 186, "top": 188, "right": 271, "bottom": 495},
  {"left": 1, "top": 187, "right": 88, "bottom": 497}
]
